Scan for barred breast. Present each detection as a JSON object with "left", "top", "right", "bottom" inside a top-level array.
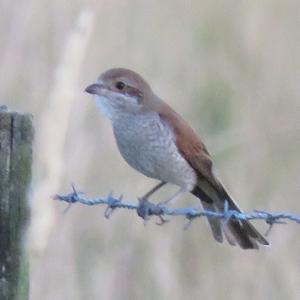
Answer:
[{"left": 112, "top": 112, "right": 197, "bottom": 191}]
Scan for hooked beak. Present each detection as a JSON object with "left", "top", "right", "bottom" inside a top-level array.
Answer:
[{"left": 85, "top": 83, "right": 106, "bottom": 95}]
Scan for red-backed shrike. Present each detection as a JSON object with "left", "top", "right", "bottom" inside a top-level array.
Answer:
[{"left": 85, "top": 68, "right": 269, "bottom": 249}]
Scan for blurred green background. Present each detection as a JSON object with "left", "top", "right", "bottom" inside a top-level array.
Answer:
[{"left": 1, "top": 0, "right": 300, "bottom": 299}]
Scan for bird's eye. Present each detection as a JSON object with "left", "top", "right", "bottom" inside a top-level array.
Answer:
[{"left": 115, "top": 81, "right": 125, "bottom": 90}]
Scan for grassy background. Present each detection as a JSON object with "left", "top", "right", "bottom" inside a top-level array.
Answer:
[{"left": 1, "top": 1, "right": 300, "bottom": 299}]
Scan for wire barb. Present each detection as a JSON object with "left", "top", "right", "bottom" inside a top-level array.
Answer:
[{"left": 54, "top": 185, "right": 300, "bottom": 234}]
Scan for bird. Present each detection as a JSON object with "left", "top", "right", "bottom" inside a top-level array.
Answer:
[{"left": 85, "top": 68, "right": 269, "bottom": 249}]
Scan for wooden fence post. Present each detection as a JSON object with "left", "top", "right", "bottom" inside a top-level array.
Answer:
[{"left": 0, "top": 108, "right": 33, "bottom": 300}]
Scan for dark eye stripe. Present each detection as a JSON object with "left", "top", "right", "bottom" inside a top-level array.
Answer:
[
  {"left": 115, "top": 81, "right": 143, "bottom": 103},
  {"left": 126, "top": 87, "right": 143, "bottom": 103}
]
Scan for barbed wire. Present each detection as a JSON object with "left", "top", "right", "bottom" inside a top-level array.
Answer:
[{"left": 54, "top": 185, "right": 300, "bottom": 234}]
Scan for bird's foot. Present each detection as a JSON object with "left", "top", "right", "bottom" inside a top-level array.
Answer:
[
  {"left": 137, "top": 197, "right": 169, "bottom": 225},
  {"left": 137, "top": 197, "right": 154, "bottom": 225},
  {"left": 156, "top": 215, "right": 170, "bottom": 226}
]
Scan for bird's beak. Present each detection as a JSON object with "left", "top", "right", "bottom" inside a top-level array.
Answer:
[{"left": 85, "top": 83, "right": 106, "bottom": 95}]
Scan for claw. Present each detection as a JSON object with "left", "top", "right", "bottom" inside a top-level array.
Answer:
[
  {"left": 137, "top": 197, "right": 154, "bottom": 223},
  {"left": 156, "top": 215, "right": 169, "bottom": 226}
]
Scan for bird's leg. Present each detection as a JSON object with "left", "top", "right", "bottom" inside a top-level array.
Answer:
[
  {"left": 158, "top": 186, "right": 187, "bottom": 207},
  {"left": 138, "top": 182, "right": 167, "bottom": 225},
  {"left": 140, "top": 181, "right": 166, "bottom": 200}
]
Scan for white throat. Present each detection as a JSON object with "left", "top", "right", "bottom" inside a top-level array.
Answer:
[{"left": 95, "top": 95, "right": 113, "bottom": 119}]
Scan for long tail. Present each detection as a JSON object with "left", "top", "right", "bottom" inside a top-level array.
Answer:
[{"left": 192, "top": 181, "right": 269, "bottom": 249}]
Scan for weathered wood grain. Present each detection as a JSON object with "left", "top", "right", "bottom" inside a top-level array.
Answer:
[{"left": 0, "top": 111, "right": 33, "bottom": 300}]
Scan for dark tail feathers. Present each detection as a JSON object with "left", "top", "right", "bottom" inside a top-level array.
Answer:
[{"left": 192, "top": 185, "right": 269, "bottom": 249}]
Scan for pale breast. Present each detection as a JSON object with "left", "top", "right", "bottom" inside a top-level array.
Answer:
[{"left": 112, "top": 112, "right": 197, "bottom": 191}]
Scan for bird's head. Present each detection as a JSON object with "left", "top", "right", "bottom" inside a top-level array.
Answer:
[{"left": 85, "top": 68, "right": 155, "bottom": 119}]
